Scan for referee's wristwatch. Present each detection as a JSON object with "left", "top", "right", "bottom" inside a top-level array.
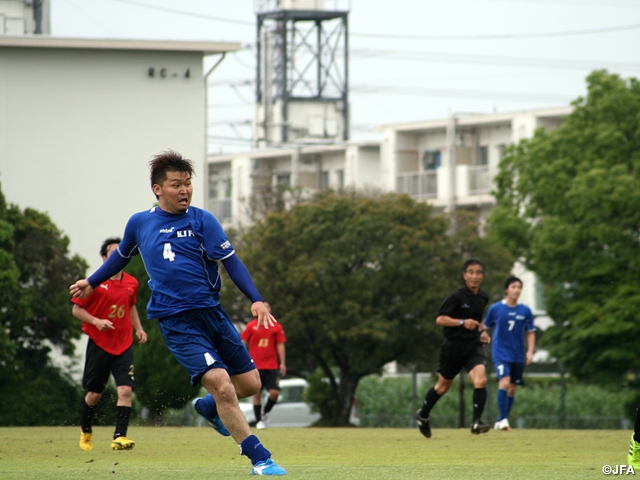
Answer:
[{"left": 459, "top": 319, "right": 464, "bottom": 327}]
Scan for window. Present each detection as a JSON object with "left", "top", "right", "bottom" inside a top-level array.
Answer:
[
  {"left": 320, "top": 171, "right": 329, "bottom": 189},
  {"left": 276, "top": 172, "right": 291, "bottom": 186},
  {"left": 336, "top": 169, "right": 344, "bottom": 189},
  {"left": 422, "top": 150, "right": 441, "bottom": 170},
  {"left": 478, "top": 146, "right": 489, "bottom": 166}
]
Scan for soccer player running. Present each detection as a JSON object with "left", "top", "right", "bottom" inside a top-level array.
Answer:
[
  {"left": 628, "top": 404, "right": 640, "bottom": 467},
  {"left": 73, "top": 237, "right": 147, "bottom": 452},
  {"left": 482, "top": 276, "right": 536, "bottom": 431},
  {"left": 416, "top": 259, "right": 491, "bottom": 438},
  {"left": 240, "top": 302, "right": 287, "bottom": 429},
  {"left": 70, "top": 151, "right": 286, "bottom": 476}
]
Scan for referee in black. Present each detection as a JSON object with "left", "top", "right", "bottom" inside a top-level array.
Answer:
[{"left": 416, "top": 258, "right": 491, "bottom": 438}]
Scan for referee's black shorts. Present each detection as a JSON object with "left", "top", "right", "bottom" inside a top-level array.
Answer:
[
  {"left": 436, "top": 338, "right": 486, "bottom": 380},
  {"left": 82, "top": 338, "right": 136, "bottom": 393}
]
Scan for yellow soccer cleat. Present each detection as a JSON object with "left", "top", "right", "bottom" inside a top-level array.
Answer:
[
  {"left": 79, "top": 431, "right": 93, "bottom": 451},
  {"left": 629, "top": 433, "right": 640, "bottom": 468},
  {"left": 111, "top": 436, "right": 135, "bottom": 450}
]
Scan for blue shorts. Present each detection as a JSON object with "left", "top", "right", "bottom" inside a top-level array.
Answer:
[
  {"left": 158, "top": 306, "right": 256, "bottom": 386},
  {"left": 494, "top": 361, "right": 525, "bottom": 385}
]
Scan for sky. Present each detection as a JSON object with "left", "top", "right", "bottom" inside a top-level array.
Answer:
[{"left": 50, "top": 0, "right": 640, "bottom": 154}]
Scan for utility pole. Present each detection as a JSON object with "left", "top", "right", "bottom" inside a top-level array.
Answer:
[
  {"left": 203, "top": 53, "right": 227, "bottom": 208},
  {"left": 447, "top": 113, "right": 457, "bottom": 213}
]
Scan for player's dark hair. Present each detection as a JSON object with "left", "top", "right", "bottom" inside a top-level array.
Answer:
[
  {"left": 149, "top": 150, "right": 195, "bottom": 199},
  {"left": 504, "top": 276, "right": 522, "bottom": 290},
  {"left": 100, "top": 237, "right": 122, "bottom": 257},
  {"left": 462, "top": 258, "right": 484, "bottom": 273}
]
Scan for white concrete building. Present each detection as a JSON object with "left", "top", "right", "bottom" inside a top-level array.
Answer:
[
  {"left": 206, "top": 105, "right": 573, "bottom": 316},
  {"left": 208, "top": 141, "right": 380, "bottom": 227},
  {"left": 379, "top": 106, "right": 571, "bottom": 216},
  {"left": 0, "top": 36, "right": 240, "bottom": 273},
  {"left": 0, "top": 35, "right": 241, "bottom": 379}
]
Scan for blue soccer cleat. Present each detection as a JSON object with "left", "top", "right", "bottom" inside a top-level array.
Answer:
[
  {"left": 251, "top": 458, "right": 287, "bottom": 476},
  {"left": 192, "top": 397, "right": 230, "bottom": 437}
]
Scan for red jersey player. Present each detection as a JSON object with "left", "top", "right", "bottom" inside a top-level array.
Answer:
[
  {"left": 72, "top": 237, "right": 146, "bottom": 452},
  {"left": 241, "top": 302, "right": 286, "bottom": 429}
]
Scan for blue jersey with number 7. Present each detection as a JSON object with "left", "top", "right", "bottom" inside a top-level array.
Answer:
[{"left": 484, "top": 300, "right": 536, "bottom": 363}]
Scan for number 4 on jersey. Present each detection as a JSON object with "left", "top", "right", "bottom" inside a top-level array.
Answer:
[{"left": 163, "top": 242, "right": 176, "bottom": 262}]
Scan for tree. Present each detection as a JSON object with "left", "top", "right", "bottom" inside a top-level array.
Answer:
[
  {"left": 125, "top": 256, "right": 196, "bottom": 424},
  {"left": 225, "top": 190, "right": 512, "bottom": 425},
  {"left": 0, "top": 186, "right": 88, "bottom": 425},
  {"left": 488, "top": 70, "right": 640, "bottom": 383}
]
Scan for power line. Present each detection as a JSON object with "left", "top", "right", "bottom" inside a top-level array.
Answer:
[
  {"left": 107, "top": 0, "right": 254, "bottom": 26},
  {"left": 350, "top": 48, "right": 640, "bottom": 72},
  {"left": 351, "top": 84, "right": 574, "bottom": 104},
  {"left": 208, "top": 119, "right": 252, "bottom": 127},
  {"left": 351, "top": 23, "right": 640, "bottom": 41},
  {"left": 207, "top": 134, "right": 253, "bottom": 143},
  {"left": 104, "top": 0, "right": 640, "bottom": 41},
  {"left": 489, "top": 0, "right": 640, "bottom": 7},
  {"left": 209, "top": 102, "right": 253, "bottom": 109},
  {"left": 208, "top": 79, "right": 254, "bottom": 87}
]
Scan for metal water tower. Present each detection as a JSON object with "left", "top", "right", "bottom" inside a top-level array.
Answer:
[
  {"left": 0, "top": 0, "right": 49, "bottom": 35},
  {"left": 254, "top": 0, "right": 349, "bottom": 146}
]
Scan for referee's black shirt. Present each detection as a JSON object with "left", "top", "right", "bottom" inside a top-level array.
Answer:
[{"left": 437, "top": 285, "right": 489, "bottom": 340}]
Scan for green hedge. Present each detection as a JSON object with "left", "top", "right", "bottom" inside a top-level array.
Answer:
[{"left": 355, "top": 375, "right": 636, "bottom": 429}]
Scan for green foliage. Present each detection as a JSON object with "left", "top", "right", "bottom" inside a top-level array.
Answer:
[
  {"left": 0, "top": 363, "right": 81, "bottom": 426},
  {"left": 226, "top": 190, "right": 513, "bottom": 425},
  {"left": 304, "top": 368, "right": 339, "bottom": 424},
  {"left": 0, "top": 183, "right": 88, "bottom": 426},
  {"left": 356, "top": 375, "right": 633, "bottom": 429},
  {"left": 355, "top": 376, "right": 423, "bottom": 427},
  {"left": 488, "top": 70, "right": 640, "bottom": 383},
  {"left": 125, "top": 255, "right": 196, "bottom": 423}
]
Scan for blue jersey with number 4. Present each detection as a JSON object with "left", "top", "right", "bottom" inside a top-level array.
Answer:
[
  {"left": 484, "top": 300, "right": 535, "bottom": 363},
  {"left": 117, "top": 206, "right": 234, "bottom": 319}
]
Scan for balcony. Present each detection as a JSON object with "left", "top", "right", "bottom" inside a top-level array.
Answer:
[
  {"left": 208, "top": 198, "right": 232, "bottom": 223},
  {"left": 466, "top": 165, "right": 494, "bottom": 195},
  {"left": 396, "top": 170, "right": 437, "bottom": 201}
]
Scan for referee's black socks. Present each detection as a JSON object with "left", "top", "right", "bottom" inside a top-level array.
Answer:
[
  {"left": 472, "top": 388, "right": 487, "bottom": 422},
  {"left": 419, "top": 387, "right": 442, "bottom": 419}
]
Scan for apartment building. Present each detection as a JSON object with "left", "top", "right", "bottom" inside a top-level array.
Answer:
[
  {"left": 208, "top": 105, "right": 570, "bottom": 223},
  {"left": 206, "top": 105, "right": 572, "bottom": 317},
  {"left": 208, "top": 141, "right": 380, "bottom": 226}
]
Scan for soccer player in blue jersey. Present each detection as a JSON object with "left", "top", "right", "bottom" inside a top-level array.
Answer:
[
  {"left": 70, "top": 150, "right": 286, "bottom": 476},
  {"left": 482, "top": 276, "right": 535, "bottom": 431}
]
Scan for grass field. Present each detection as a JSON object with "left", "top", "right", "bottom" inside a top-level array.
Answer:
[{"left": 0, "top": 426, "right": 630, "bottom": 479}]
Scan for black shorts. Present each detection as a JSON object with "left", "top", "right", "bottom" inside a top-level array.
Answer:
[
  {"left": 82, "top": 338, "right": 136, "bottom": 393},
  {"left": 436, "top": 338, "right": 486, "bottom": 380},
  {"left": 258, "top": 369, "right": 281, "bottom": 392}
]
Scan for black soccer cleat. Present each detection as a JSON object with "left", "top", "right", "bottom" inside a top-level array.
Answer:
[
  {"left": 470, "top": 420, "right": 490, "bottom": 435},
  {"left": 416, "top": 410, "right": 432, "bottom": 438}
]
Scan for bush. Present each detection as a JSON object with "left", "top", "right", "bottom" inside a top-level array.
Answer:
[
  {"left": 0, "top": 364, "right": 82, "bottom": 426},
  {"left": 355, "top": 374, "right": 636, "bottom": 429}
]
